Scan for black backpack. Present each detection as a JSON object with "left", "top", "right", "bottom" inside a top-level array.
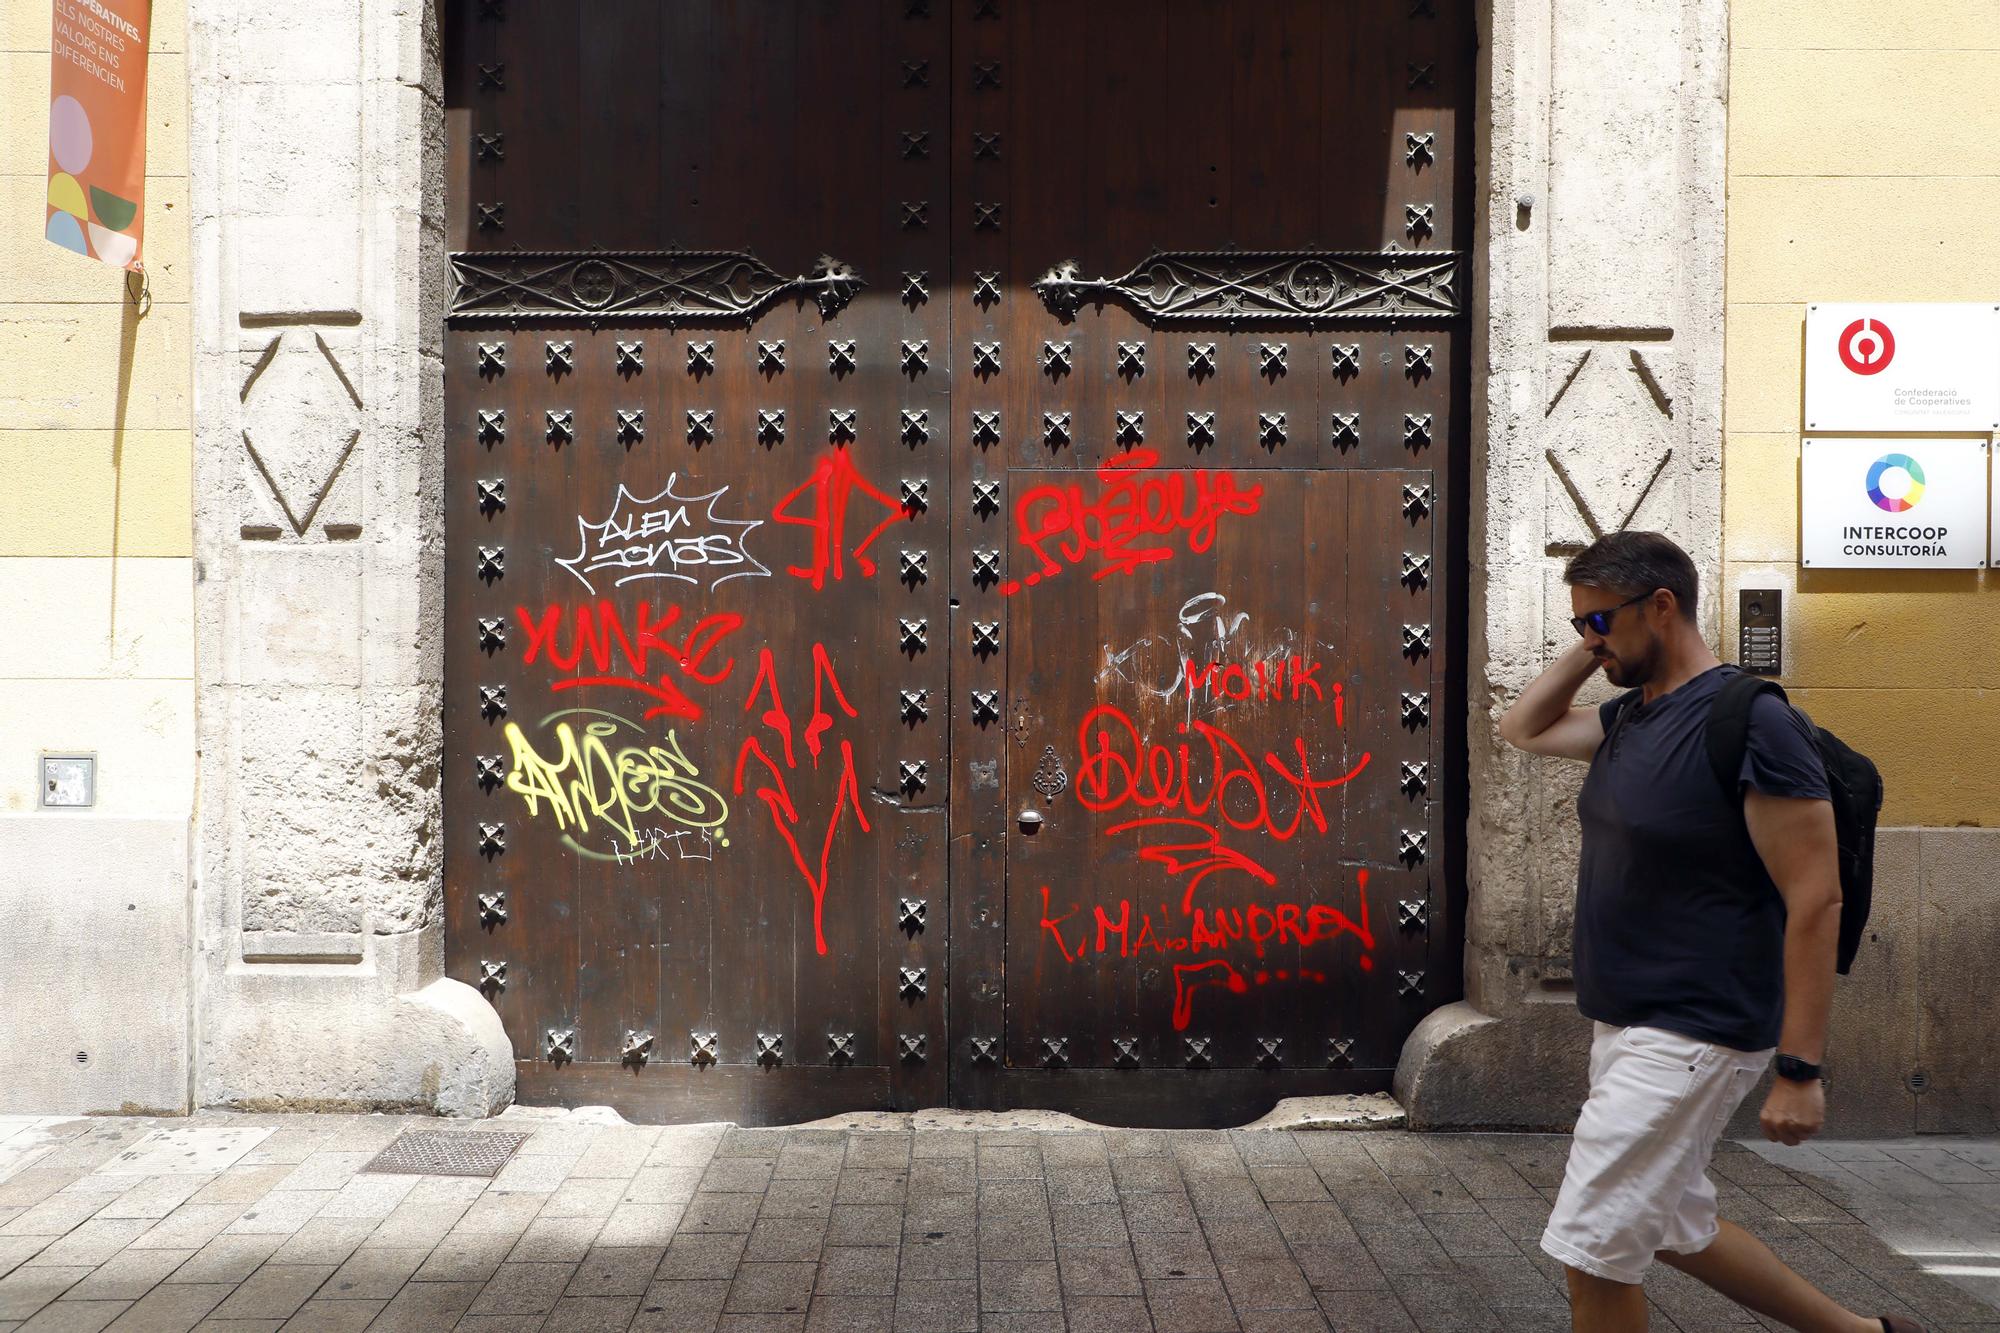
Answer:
[{"left": 1703, "top": 675, "right": 1884, "bottom": 976}]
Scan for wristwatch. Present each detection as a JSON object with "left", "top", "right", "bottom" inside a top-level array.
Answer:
[{"left": 1774, "top": 1053, "right": 1824, "bottom": 1084}]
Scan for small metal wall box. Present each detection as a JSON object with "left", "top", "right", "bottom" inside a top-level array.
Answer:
[
  {"left": 1739, "top": 589, "right": 1782, "bottom": 675},
  {"left": 39, "top": 754, "right": 95, "bottom": 809}
]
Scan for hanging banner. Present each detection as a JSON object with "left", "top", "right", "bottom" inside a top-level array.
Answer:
[{"left": 46, "top": 0, "right": 151, "bottom": 271}]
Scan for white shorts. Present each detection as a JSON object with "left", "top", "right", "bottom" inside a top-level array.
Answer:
[{"left": 1540, "top": 1021, "right": 1773, "bottom": 1285}]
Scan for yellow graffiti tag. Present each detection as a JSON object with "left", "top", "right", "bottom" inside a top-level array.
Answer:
[{"left": 505, "top": 709, "right": 729, "bottom": 845}]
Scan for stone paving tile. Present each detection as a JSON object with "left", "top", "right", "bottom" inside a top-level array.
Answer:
[
  {"left": 802, "top": 1293, "right": 892, "bottom": 1331},
  {"left": 358, "top": 1278, "right": 481, "bottom": 1332},
  {"left": 626, "top": 1167, "right": 704, "bottom": 1207},
  {"left": 564, "top": 1247, "right": 663, "bottom": 1298},
  {"left": 539, "top": 1177, "right": 626, "bottom": 1220},
  {"left": 679, "top": 1194, "right": 759, "bottom": 1234},
  {"left": 0, "top": 1177, "right": 80, "bottom": 1213},
  {"left": 505, "top": 1214, "right": 602, "bottom": 1264},
  {"left": 722, "top": 1260, "right": 813, "bottom": 1314},
  {"left": 261, "top": 1219, "right": 375, "bottom": 1271},
  {"left": 130, "top": 1209, "right": 245, "bottom": 1255},
  {"left": 891, "top": 1278, "right": 975, "bottom": 1333},
  {"left": 26, "top": 1221, "right": 153, "bottom": 1269},
  {"left": 100, "top": 1281, "right": 230, "bottom": 1332},
  {"left": 269, "top": 1297, "right": 381, "bottom": 1331},
  {"left": 631, "top": 1278, "right": 728, "bottom": 1332},
  {"left": 822, "top": 1206, "right": 899, "bottom": 1248},
  {"left": 162, "top": 1236, "right": 283, "bottom": 1286},
  {"left": 0, "top": 1269, "right": 93, "bottom": 1323},
  {"left": 0, "top": 1240, "right": 55, "bottom": 1282},
  {"left": 465, "top": 1261, "right": 575, "bottom": 1318},
  {"left": 1312, "top": 1287, "right": 1419, "bottom": 1331},
  {"left": 656, "top": 1233, "right": 747, "bottom": 1281},
  {"left": 1220, "top": 1258, "right": 1316, "bottom": 1311},
  {"left": 1059, "top": 1244, "right": 1142, "bottom": 1297},
  {"left": 545, "top": 1294, "right": 642, "bottom": 1329},
  {"left": 897, "top": 1231, "right": 973, "bottom": 1281},
  {"left": 218, "top": 1194, "right": 327, "bottom": 1241},
  {"left": 17, "top": 1299, "right": 131, "bottom": 1333},
  {"left": 63, "top": 1252, "right": 192, "bottom": 1304},
  {"left": 410, "top": 1231, "right": 514, "bottom": 1285},
  {"left": 318, "top": 1246, "right": 431, "bottom": 1302},
  {"left": 91, "top": 1182, "right": 208, "bottom": 1226},
  {"left": 1144, "top": 1275, "right": 1241, "bottom": 1333},
  {"left": 4, "top": 1196, "right": 115, "bottom": 1240},
  {"left": 1067, "top": 1294, "right": 1155, "bottom": 1332},
  {"left": 594, "top": 1204, "right": 682, "bottom": 1249},
  {"left": 202, "top": 1267, "right": 330, "bottom": 1322},
  {"left": 1132, "top": 1232, "right": 1220, "bottom": 1282},
  {"left": 568, "top": 1127, "right": 661, "bottom": 1181}
]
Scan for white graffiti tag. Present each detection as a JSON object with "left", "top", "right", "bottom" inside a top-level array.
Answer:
[{"left": 556, "top": 474, "right": 770, "bottom": 594}]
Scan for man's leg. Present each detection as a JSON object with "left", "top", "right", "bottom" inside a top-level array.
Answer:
[
  {"left": 1656, "top": 1219, "right": 1879, "bottom": 1333},
  {"left": 1564, "top": 1266, "right": 1650, "bottom": 1333}
]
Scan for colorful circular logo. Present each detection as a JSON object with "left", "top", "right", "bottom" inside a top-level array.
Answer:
[
  {"left": 1839, "top": 317, "right": 1896, "bottom": 375},
  {"left": 1866, "top": 453, "right": 1925, "bottom": 512}
]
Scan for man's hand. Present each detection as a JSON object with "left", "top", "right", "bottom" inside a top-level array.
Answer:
[
  {"left": 1760, "top": 1077, "right": 1826, "bottom": 1146},
  {"left": 1496, "top": 641, "right": 1607, "bottom": 761}
]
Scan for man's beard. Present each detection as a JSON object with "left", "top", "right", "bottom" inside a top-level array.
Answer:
[{"left": 1600, "top": 635, "right": 1661, "bottom": 688}]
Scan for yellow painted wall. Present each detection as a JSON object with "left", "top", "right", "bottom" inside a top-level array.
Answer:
[
  {"left": 0, "top": 0, "right": 193, "bottom": 816},
  {"left": 1726, "top": 2, "right": 2000, "bottom": 827}
]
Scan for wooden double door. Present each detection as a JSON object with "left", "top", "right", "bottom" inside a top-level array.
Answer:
[{"left": 441, "top": 0, "right": 1470, "bottom": 1126}]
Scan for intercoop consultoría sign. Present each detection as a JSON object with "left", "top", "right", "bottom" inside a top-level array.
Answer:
[
  {"left": 1804, "top": 304, "right": 2000, "bottom": 434},
  {"left": 1799, "top": 438, "right": 1988, "bottom": 569}
]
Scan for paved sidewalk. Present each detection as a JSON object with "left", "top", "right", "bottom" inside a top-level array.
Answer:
[{"left": 0, "top": 1112, "right": 1995, "bottom": 1333}]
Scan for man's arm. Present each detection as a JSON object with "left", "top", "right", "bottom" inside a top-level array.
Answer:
[
  {"left": 1743, "top": 791, "right": 1841, "bottom": 1146},
  {"left": 1496, "top": 641, "right": 1608, "bottom": 761}
]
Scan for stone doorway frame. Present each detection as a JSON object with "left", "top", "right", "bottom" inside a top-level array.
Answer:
[{"left": 185, "top": 0, "right": 1725, "bottom": 1124}]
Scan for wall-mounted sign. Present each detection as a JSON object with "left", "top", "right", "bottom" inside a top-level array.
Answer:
[
  {"left": 45, "top": 0, "right": 151, "bottom": 270},
  {"left": 1801, "top": 437, "right": 1988, "bottom": 569},
  {"left": 1805, "top": 303, "right": 2000, "bottom": 433}
]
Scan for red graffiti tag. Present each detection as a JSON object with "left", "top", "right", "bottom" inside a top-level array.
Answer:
[
  {"left": 1105, "top": 817, "right": 1276, "bottom": 909},
  {"left": 1074, "top": 705, "right": 1370, "bottom": 842},
  {"left": 771, "top": 451, "right": 905, "bottom": 590},
  {"left": 1036, "top": 870, "right": 1378, "bottom": 1029},
  {"left": 732, "top": 644, "right": 868, "bottom": 955},
  {"left": 1001, "top": 449, "right": 1262, "bottom": 595},
  {"left": 517, "top": 600, "right": 742, "bottom": 720},
  {"left": 1184, "top": 656, "right": 1328, "bottom": 707}
]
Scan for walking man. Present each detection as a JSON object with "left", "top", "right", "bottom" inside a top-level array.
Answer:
[{"left": 1498, "top": 531, "right": 1916, "bottom": 1333}]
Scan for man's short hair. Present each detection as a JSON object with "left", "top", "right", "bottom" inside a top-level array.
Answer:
[{"left": 1563, "top": 531, "right": 1699, "bottom": 622}]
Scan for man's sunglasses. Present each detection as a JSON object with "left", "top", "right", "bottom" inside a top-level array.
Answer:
[{"left": 1570, "top": 591, "right": 1655, "bottom": 638}]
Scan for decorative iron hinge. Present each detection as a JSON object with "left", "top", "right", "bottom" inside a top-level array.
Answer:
[
  {"left": 1034, "top": 249, "right": 1462, "bottom": 324},
  {"left": 446, "top": 250, "right": 862, "bottom": 324}
]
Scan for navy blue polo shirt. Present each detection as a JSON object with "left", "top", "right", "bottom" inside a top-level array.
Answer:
[{"left": 1575, "top": 665, "right": 1831, "bottom": 1052}]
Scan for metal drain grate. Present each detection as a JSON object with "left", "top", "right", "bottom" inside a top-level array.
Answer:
[{"left": 362, "top": 1129, "right": 530, "bottom": 1177}]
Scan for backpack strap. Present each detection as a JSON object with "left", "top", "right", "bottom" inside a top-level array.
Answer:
[{"left": 1705, "top": 674, "right": 1789, "bottom": 799}]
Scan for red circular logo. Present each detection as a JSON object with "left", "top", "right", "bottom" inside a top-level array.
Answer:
[{"left": 1838, "top": 317, "right": 1896, "bottom": 375}]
